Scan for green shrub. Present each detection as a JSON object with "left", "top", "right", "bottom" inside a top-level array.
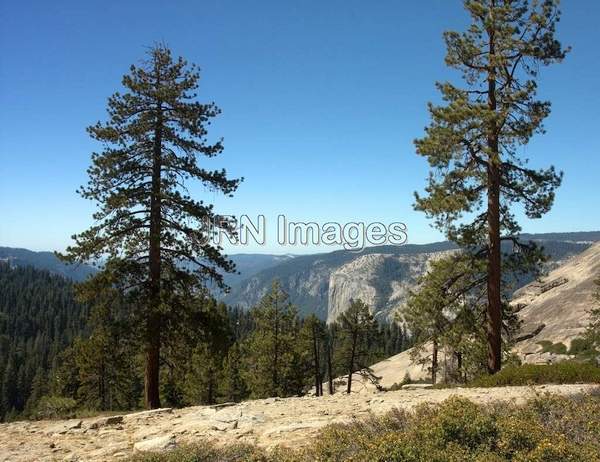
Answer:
[
  {"left": 568, "top": 337, "right": 599, "bottom": 360},
  {"left": 468, "top": 362, "right": 600, "bottom": 387},
  {"left": 536, "top": 340, "right": 568, "bottom": 355},
  {"left": 34, "top": 395, "right": 78, "bottom": 420},
  {"left": 429, "top": 397, "right": 498, "bottom": 449},
  {"left": 129, "top": 442, "right": 267, "bottom": 462},
  {"left": 387, "top": 372, "right": 417, "bottom": 391}
]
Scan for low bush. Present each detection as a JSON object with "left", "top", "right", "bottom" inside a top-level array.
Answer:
[
  {"left": 536, "top": 340, "right": 568, "bottom": 355},
  {"left": 468, "top": 361, "right": 600, "bottom": 387},
  {"left": 33, "top": 395, "right": 78, "bottom": 420},
  {"left": 129, "top": 442, "right": 267, "bottom": 462},
  {"left": 568, "top": 337, "right": 599, "bottom": 360},
  {"left": 130, "top": 392, "right": 600, "bottom": 462},
  {"left": 30, "top": 396, "right": 130, "bottom": 421},
  {"left": 386, "top": 373, "right": 432, "bottom": 391}
]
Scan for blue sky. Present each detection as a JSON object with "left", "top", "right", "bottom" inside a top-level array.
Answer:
[{"left": 1, "top": 0, "right": 598, "bottom": 254}]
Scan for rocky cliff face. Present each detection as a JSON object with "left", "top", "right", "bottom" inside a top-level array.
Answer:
[
  {"left": 224, "top": 233, "right": 599, "bottom": 322},
  {"left": 224, "top": 254, "right": 335, "bottom": 318},
  {"left": 343, "top": 242, "right": 600, "bottom": 388},
  {"left": 327, "top": 251, "right": 456, "bottom": 323},
  {"left": 513, "top": 241, "right": 600, "bottom": 362}
]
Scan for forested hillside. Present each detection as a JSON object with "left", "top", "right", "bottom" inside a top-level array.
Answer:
[
  {"left": 0, "top": 248, "right": 97, "bottom": 282},
  {"left": 0, "top": 263, "right": 89, "bottom": 420},
  {"left": 0, "top": 247, "right": 293, "bottom": 289},
  {"left": 0, "top": 264, "right": 409, "bottom": 421}
]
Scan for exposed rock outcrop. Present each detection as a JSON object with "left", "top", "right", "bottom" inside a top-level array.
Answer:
[
  {"left": 1, "top": 385, "right": 596, "bottom": 461},
  {"left": 512, "top": 241, "right": 600, "bottom": 359},
  {"left": 327, "top": 251, "right": 455, "bottom": 323},
  {"left": 336, "top": 243, "right": 600, "bottom": 392},
  {"left": 224, "top": 236, "right": 594, "bottom": 322},
  {"left": 133, "top": 435, "right": 177, "bottom": 453}
]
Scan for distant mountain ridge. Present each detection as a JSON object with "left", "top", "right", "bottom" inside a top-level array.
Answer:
[
  {"left": 4, "top": 231, "right": 600, "bottom": 321},
  {"left": 0, "top": 247, "right": 293, "bottom": 286},
  {"left": 221, "top": 253, "right": 295, "bottom": 287},
  {"left": 0, "top": 247, "right": 98, "bottom": 282},
  {"left": 224, "top": 231, "right": 600, "bottom": 321}
]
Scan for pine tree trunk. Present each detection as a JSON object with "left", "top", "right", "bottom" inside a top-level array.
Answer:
[
  {"left": 272, "top": 297, "right": 279, "bottom": 397},
  {"left": 312, "top": 325, "right": 321, "bottom": 396},
  {"left": 455, "top": 351, "right": 463, "bottom": 383},
  {"left": 431, "top": 339, "right": 438, "bottom": 385},
  {"left": 486, "top": 5, "right": 502, "bottom": 375},
  {"left": 346, "top": 332, "right": 357, "bottom": 394},
  {"left": 144, "top": 329, "right": 161, "bottom": 409},
  {"left": 327, "top": 341, "right": 334, "bottom": 395},
  {"left": 145, "top": 88, "right": 163, "bottom": 409},
  {"left": 487, "top": 162, "right": 502, "bottom": 374}
]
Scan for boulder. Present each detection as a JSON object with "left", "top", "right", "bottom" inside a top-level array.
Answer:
[
  {"left": 214, "top": 407, "right": 242, "bottom": 423},
  {"left": 44, "top": 419, "right": 82, "bottom": 435},
  {"left": 86, "top": 415, "right": 124, "bottom": 430},
  {"left": 538, "top": 277, "right": 568, "bottom": 294},
  {"left": 401, "top": 383, "right": 433, "bottom": 390},
  {"left": 123, "top": 408, "right": 172, "bottom": 423},
  {"left": 133, "top": 434, "right": 176, "bottom": 453}
]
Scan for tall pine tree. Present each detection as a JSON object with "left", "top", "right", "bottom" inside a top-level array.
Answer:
[
  {"left": 299, "top": 315, "right": 325, "bottom": 396},
  {"left": 414, "top": 0, "right": 567, "bottom": 373},
  {"left": 335, "top": 299, "right": 378, "bottom": 394},
  {"left": 221, "top": 342, "right": 248, "bottom": 403},
  {"left": 61, "top": 45, "right": 241, "bottom": 407},
  {"left": 243, "top": 281, "right": 304, "bottom": 398}
]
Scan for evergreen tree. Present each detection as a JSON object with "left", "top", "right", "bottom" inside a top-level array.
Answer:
[
  {"left": 414, "top": 0, "right": 568, "bottom": 373},
  {"left": 405, "top": 252, "right": 520, "bottom": 383},
  {"left": 60, "top": 45, "right": 241, "bottom": 408},
  {"left": 1, "top": 351, "right": 19, "bottom": 418},
  {"left": 48, "top": 346, "right": 81, "bottom": 403},
  {"left": 161, "top": 352, "right": 186, "bottom": 408},
  {"left": 228, "top": 306, "right": 255, "bottom": 342},
  {"left": 299, "top": 315, "right": 325, "bottom": 396},
  {"left": 221, "top": 342, "right": 248, "bottom": 403},
  {"left": 183, "top": 343, "right": 222, "bottom": 405},
  {"left": 243, "top": 281, "right": 303, "bottom": 398},
  {"left": 24, "top": 368, "right": 48, "bottom": 416},
  {"left": 405, "top": 282, "right": 450, "bottom": 384},
  {"left": 324, "top": 324, "right": 337, "bottom": 395},
  {"left": 163, "top": 298, "right": 232, "bottom": 406},
  {"left": 66, "top": 273, "right": 143, "bottom": 411},
  {"left": 71, "top": 332, "right": 140, "bottom": 411},
  {"left": 378, "top": 323, "right": 407, "bottom": 359},
  {"left": 0, "top": 263, "right": 88, "bottom": 420},
  {"left": 405, "top": 254, "right": 478, "bottom": 383},
  {"left": 335, "top": 299, "right": 379, "bottom": 394}
]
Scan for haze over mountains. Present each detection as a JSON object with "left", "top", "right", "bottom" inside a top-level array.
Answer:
[
  {"left": 3, "top": 231, "right": 599, "bottom": 322},
  {"left": 0, "top": 247, "right": 97, "bottom": 281},
  {"left": 0, "top": 248, "right": 292, "bottom": 287}
]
